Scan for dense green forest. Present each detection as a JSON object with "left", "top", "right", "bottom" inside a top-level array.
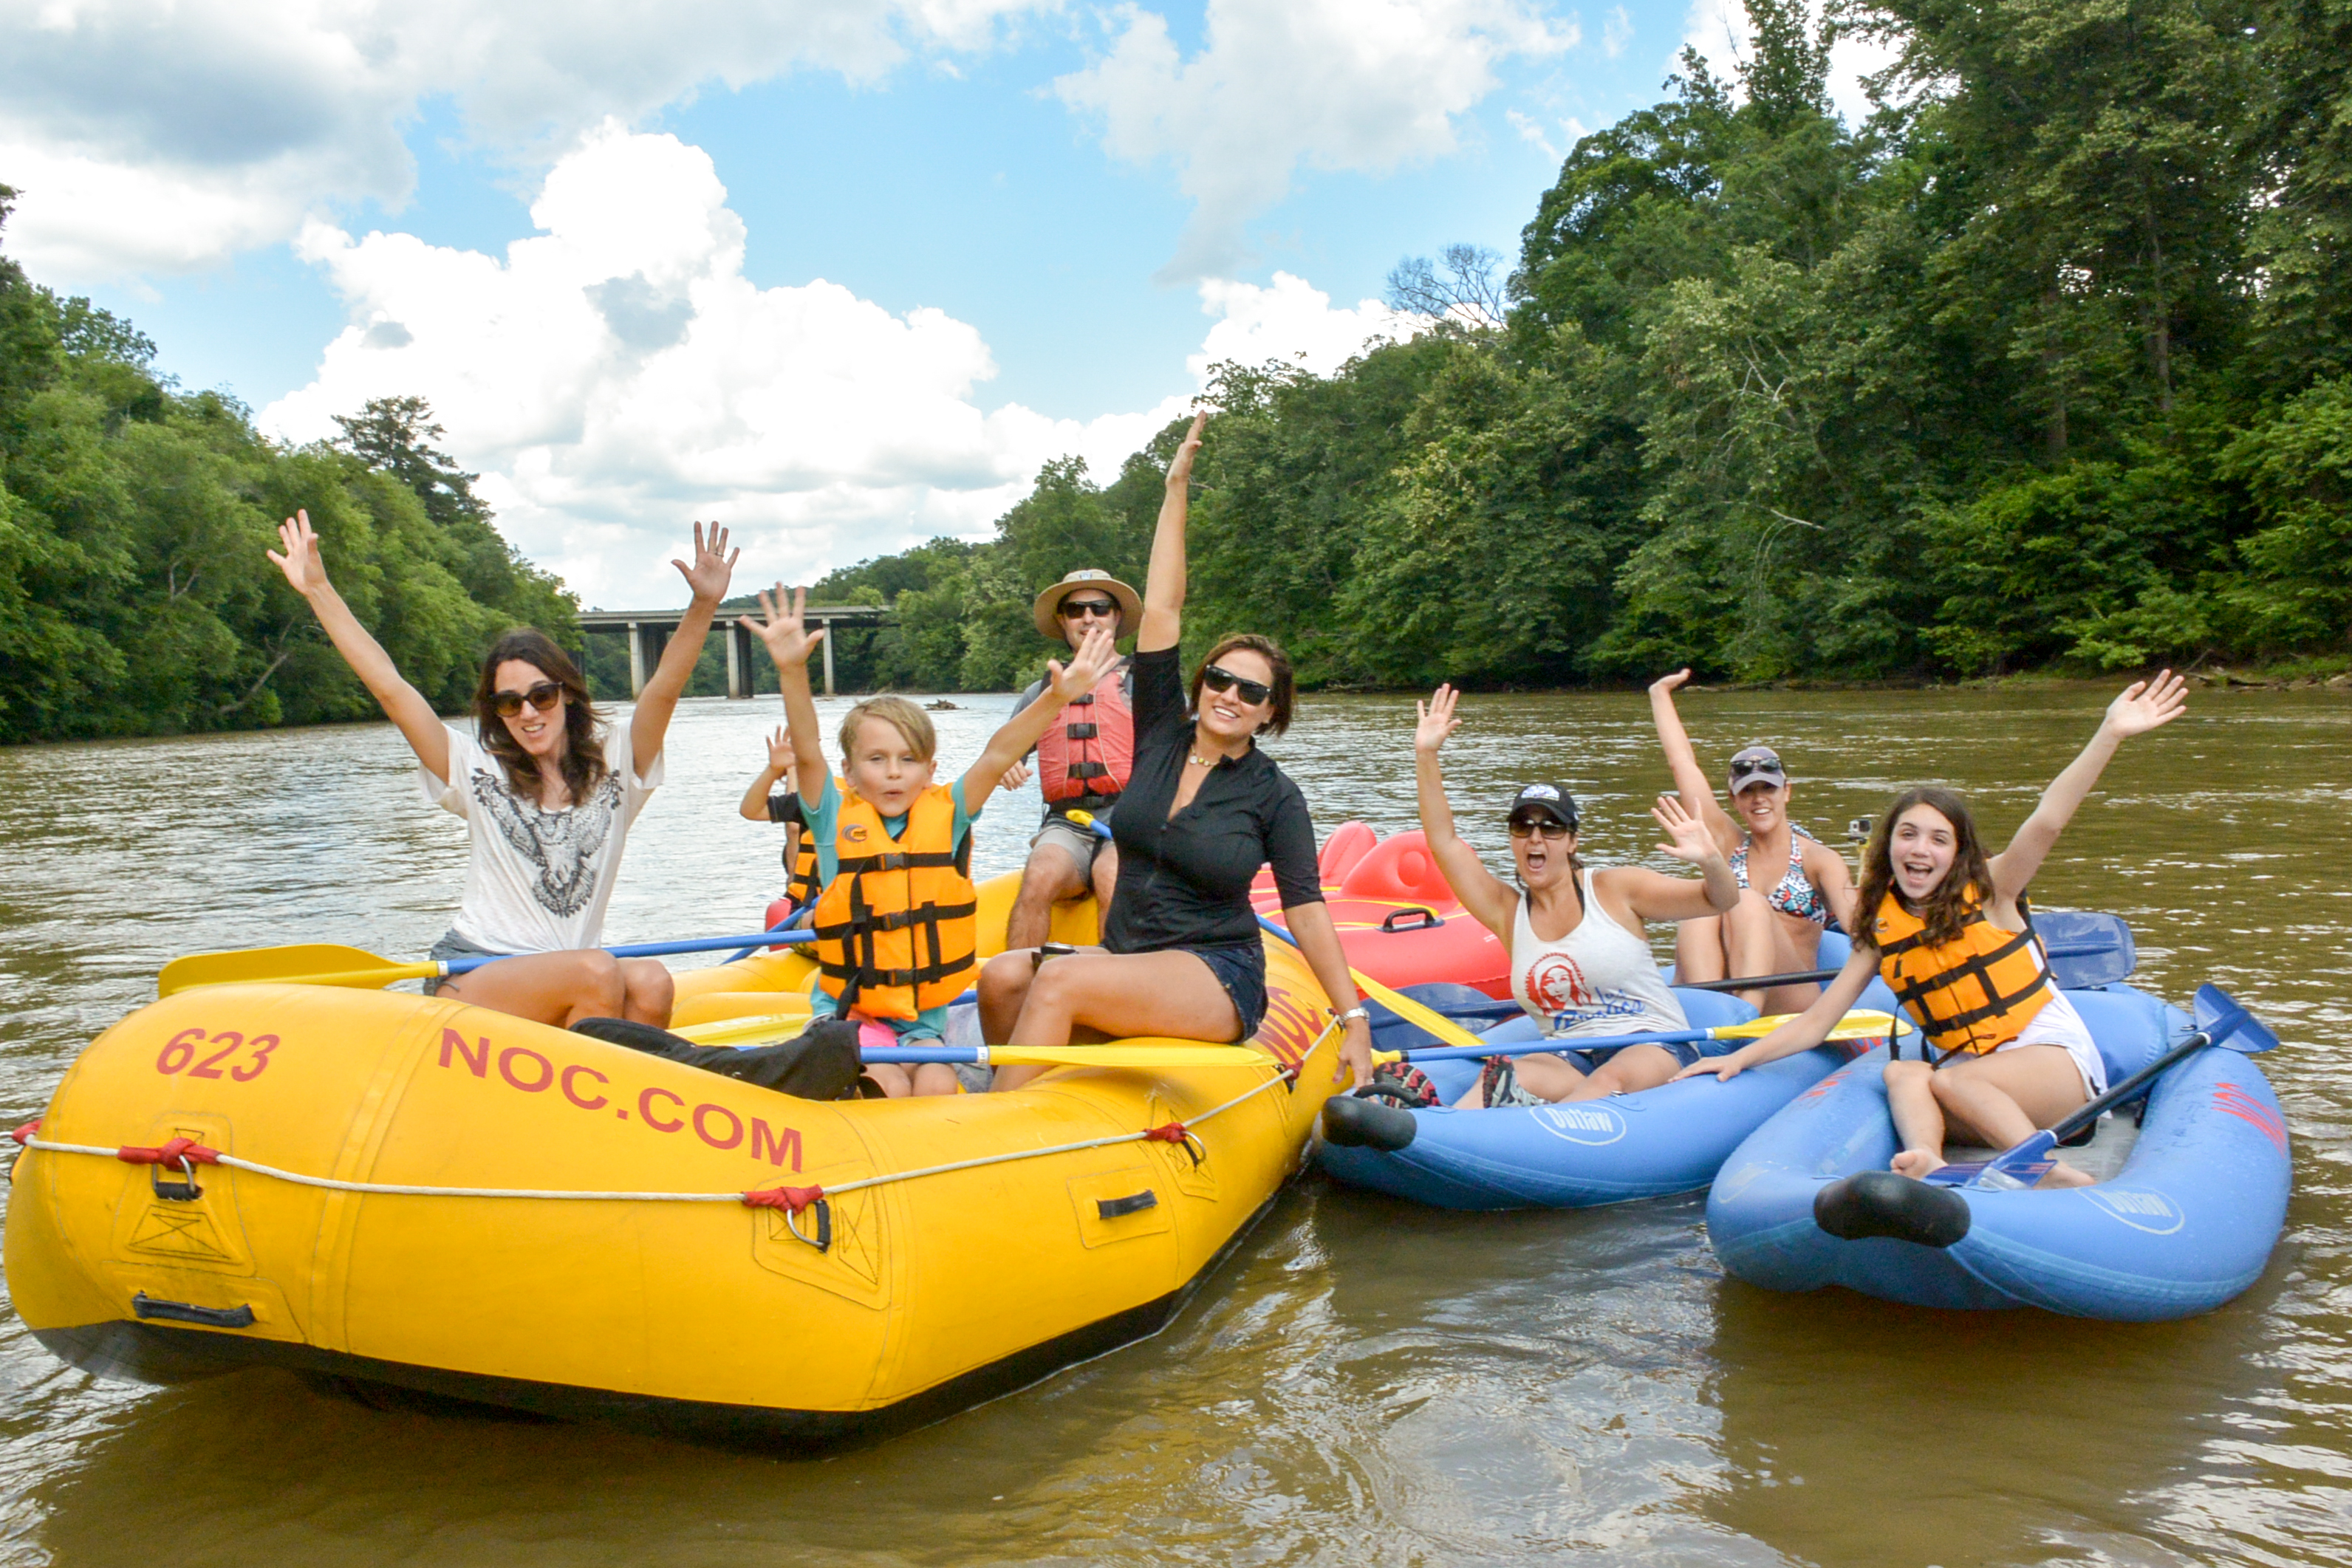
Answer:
[
  {"left": 814, "top": 0, "right": 2352, "bottom": 691},
  {"left": 0, "top": 189, "right": 578, "bottom": 742}
]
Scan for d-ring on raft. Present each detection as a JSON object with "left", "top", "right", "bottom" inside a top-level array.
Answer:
[{"left": 1, "top": 873, "right": 1346, "bottom": 1451}]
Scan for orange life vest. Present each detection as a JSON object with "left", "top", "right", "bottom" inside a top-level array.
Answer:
[
  {"left": 1873, "top": 888, "right": 2054, "bottom": 1058},
  {"left": 810, "top": 784, "right": 977, "bottom": 1021},
  {"left": 1036, "top": 665, "right": 1134, "bottom": 805}
]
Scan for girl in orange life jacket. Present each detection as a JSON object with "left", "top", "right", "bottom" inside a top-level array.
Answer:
[
  {"left": 1675, "top": 673, "right": 2189, "bottom": 1187},
  {"left": 737, "top": 726, "right": 821, "bottom": 918},
  {"left": 746, "top": 583, "right": 1121, "bottom": 1097}
]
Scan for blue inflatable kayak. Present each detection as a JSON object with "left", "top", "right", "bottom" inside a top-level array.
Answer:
[
  {"left": 1705, "top": 982, "right": 2291, "bottom": 1320},
  {"left": 1316, "top": 934, "right": 1906, "bottom": 1211}
]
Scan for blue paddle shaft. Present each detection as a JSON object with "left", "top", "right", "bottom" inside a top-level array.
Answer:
[
  {"left": 443, "top": 928, "right": 815, "bottom": 976},
  {"left": 1395, "top": 1027, "right": 1712, "bottom": 1064}
]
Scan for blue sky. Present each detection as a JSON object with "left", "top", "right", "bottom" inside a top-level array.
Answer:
[{"left": 1, "top": 0, "right": 1766, "bottom": 603}]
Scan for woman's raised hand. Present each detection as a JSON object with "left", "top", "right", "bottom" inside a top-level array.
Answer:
[
  {"left": 1649, "top": 667, "right": 1692, "bottom": 696},
  {"left": 1049, "top": 620, "right": 1119, "bottom": 702},
  {"left": 1414, "top": 684, "right": 1462, "bottom": 753},
  {"left": 1164, "top": 409, "right": 1209, "bottom": 488},
  {"left": 1652, "top": 792, "right": 1717, "bottom": 864},
  {"left": 748, "top": 583, "right": 825, "bottom": 669},
  {"left": 673, "top": 520, "right": 739, "bottom": 603},
  {"left": 2103, "top": 669, "right": 2189, "bottom": 740},
  {"left": 266, "top": 509, "right": 330, "bottom": 597},
  {"left": 765, "top": 726, "right": 793, "bottom": 772}
]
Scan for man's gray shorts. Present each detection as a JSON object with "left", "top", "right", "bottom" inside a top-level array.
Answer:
[{"left": 1030, "top": 812, "right": 1110, "bottom": 874}]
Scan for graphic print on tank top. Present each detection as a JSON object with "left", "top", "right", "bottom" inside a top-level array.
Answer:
[
  {"left": 1511, "top": 874, "right": 1687, "bottom": 1039},
  {"left": 469, "top": 767, "right": 624, "bottom": 917}
]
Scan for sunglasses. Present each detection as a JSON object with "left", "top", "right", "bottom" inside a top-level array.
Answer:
[
  {"left": 1059, "top": 598, "right": 1119, "bottom": 620},
  {"left": 1508, "top": 816, "right": 1575, "bottom": 840},
  {"left": 1201, "top": 664, "right": 1273, "bottom": 706},
  {"left": 1729, "top": 757, "right": 1781, "bottom": 782},
  {"left": 491, "top": 680, "right": 565, "bottom": 718}
]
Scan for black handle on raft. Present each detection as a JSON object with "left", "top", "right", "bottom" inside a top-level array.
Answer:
[
  {"left": 1380, "top": 907, "right": 1442, "bottom": 933},
  {"left": 1096, "top": 1191, "right": 1160, "bottom": 1220},
  {"left": 131, "top": 1292, "right": 255, "bottom": 1329}
]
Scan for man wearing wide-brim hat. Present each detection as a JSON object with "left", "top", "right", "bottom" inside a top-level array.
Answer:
[{"left": 1002, "top": 569, "right": 1140, "bottom": 946}]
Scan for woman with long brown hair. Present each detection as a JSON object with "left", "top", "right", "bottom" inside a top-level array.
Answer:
[
  {"left": 976, "top": 412, "right": 1376, "bottom": 1092},
  {"left": 267, "top": 507, "right": 736, "bottom": 1027},
  {"left": 1676, "top": 674, "right": 2188, "bottom": 1185}
]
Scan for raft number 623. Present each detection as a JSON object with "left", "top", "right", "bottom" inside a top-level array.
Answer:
[{"left": 154, "top": 1027, "right": 278, "bottom": 1082}]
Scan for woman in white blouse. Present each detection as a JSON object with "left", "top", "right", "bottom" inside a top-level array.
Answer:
[{"left": 267, "top": 508, "right": 735, "bottom": 1027}]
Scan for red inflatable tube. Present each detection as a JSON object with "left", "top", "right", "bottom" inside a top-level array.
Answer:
[{"left": 1251, "top": 824, "right": 1510, "bottom": 999}]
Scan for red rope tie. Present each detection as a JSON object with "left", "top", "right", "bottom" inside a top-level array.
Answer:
[
  {"left": 1142, "top": 1121, "right": 1190, "bottom": 1144},
  {"left": 742, "top": 1184, "right": 825, "bottom": 1213},
  {"left": 11, "top": 1119, "right": 41, "bottom": 1147},
  {"left": 115, "top": 1136, "right": 222, "bottom": 1168}
]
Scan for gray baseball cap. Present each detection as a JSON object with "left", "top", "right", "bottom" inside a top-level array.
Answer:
[{"left": 1728, "top": 745, "right": 1788, "bottom": 793}]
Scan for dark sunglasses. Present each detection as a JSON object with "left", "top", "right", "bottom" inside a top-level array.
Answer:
[
  {"left": 1508, "top": 815, "right": 1574, "bottom": 840},
  {"left": 1059, "top": 598, "right": 1119, "bottom": 620},
  {"left": 1201, "top": 664, "right": 1273, "bottom": 706},
  {"left": 1729, "top": 757, "right": 1781, "bottom": 782},
  {"left": 491, "top": 680, "right": 565, "bottom": 718}
]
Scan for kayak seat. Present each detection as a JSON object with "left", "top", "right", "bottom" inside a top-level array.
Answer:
[
  {"left": 1318, "top": 820, "right": 1379, "bottom": 883},
  {"left": 2065, "top": 985, "right": 2176, "bottom": 1086},
  {"left": 1338, "top": 830, "right": 1455, "bottom": 906}
]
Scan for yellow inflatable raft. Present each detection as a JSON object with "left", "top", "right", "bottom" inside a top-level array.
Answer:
[{"left": 3, "top": 876, "right": 1341, "bottom": 1449}]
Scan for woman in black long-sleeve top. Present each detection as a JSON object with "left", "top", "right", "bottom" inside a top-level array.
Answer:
[{"left": 977, "top": 412, "right": 1375, "bottom": 1091}]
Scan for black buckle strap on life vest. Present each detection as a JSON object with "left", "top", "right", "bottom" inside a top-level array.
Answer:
[
  {"left": 1067, "top": 692, "right": 1095, "bottom": 706},
  {"left": 1064, "top": 722, "right": 1099, "bottom": 739},
  {"left": 1067, "top": 761, "right": 1110, "bottom": 781},
  {"left": 1887, "top": 925, "right": 2054, "bottom": 1060},
  {"left": 834, "top": 847, "right": 963, "bottom": 876}
]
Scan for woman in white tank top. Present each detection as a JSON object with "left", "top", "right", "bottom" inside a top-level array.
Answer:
[{"left": 1403, "top": 685, "right": 1743, "bottom": 1108}]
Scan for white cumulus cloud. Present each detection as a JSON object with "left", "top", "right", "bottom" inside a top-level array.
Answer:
[
  {"left": 262, "top": 126, "right": 1409, "bottom": 606},
  {"left": 1055, "top": 0, "right": 1576, "bottom": 281},
  {"left": 0, "top": 0, "right": 1047, "bottom": 281},
  {"left": 1674, "top": 0, "right": 1898, "bottom": 126}
]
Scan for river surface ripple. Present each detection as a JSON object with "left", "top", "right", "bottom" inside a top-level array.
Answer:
[{"left": 0, "top": 686, "right": 2345, "bottom": 1567}]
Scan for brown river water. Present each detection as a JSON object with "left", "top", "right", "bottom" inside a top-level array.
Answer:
[{"left": 0, "top": 684, "right": 2345, "bottom": 1567}]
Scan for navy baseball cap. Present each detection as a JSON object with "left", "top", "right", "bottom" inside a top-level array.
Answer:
[{"left": 1508, "top": 782, "right": 1579, "bottom": 831}]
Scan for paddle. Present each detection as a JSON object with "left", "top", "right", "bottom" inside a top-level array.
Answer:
[
  {"left": 859, "top": 1039, "right": 1271, "bottom": 1069},
  {"left": 1924, "top": 983, "right": 2280, "bottom": 1190},
  {"left": 157, "top": 930, "right": 818, "bottom": 998},
  {"left": 1370, "top": 1009, "right": 1901, "bottom": 1066},
  {"left": 1253, "top": 914, "right": 1492, "bottom": 1051},
  {"left": 1678, "top": 910, "right": 2136, "bottom": 995}
]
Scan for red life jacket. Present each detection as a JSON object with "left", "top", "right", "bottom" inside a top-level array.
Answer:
[{"left": 1036, "top": 665, "right": 1134, "bottom": 804}]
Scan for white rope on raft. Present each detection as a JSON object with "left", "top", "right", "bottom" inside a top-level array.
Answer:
[{"left": 5, "top": 1046, "right": 1313, "bottom": 1211}]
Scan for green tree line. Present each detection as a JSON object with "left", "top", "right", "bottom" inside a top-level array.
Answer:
[
  {"left": 816, "top": 0, "right": 2352, "bottom": 691},
  {"left": 0, "top": 189, "right": 578, "bottom": 741}
]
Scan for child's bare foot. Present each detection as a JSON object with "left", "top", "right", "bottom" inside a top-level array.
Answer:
[
  {"left": 1890, "top": 1148, "right": 1946, "bottom": 1180},
  {"left": 2037, "top": 1160, "right": 2096, "bottom": 1189}
]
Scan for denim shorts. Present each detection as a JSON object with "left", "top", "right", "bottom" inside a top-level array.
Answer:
[
  {"left": 423, "top": 929, "right": 510, "bottom": 996},
  {"left": 1180, "top": 941, "right": 1268, "bottom": 1042},
  {"left": 1558, "top": 1037, "right": 1704, "bottom": 1074}
]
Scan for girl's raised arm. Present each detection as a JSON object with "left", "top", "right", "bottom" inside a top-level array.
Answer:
[
  {"left": 1648, "top": 669, "right": 1738, "bottom": 849},
  {"left": 267, "top": 510, "right": 451, "bottom": 782},
  {"left": 1413, "top": 685, "right": 1518, "bottom": 940},
  {"left": 1137, "top": 411, "right": 1208, "bottom": 654},
  {"left": 1992, "top": 671, "right": 2188, "bottom": 900}
]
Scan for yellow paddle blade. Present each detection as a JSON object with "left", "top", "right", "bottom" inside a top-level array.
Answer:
[
  {"left": 158, "top": 943, "right": 428, "bottom": 998},
  {"left": 674, "top": 1011, "right": 813, "bottom": 1047},
  {"left": 1349, "top": 971, "right": 1491, "bottom": 1051},
  {"left": 1709, "top": 1009, "right": 1900, "bottom": 1042}
]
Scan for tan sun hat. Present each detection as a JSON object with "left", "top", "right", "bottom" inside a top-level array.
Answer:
[{"left": 1031, "top": 569, "right": 1142, "bottom": 640}]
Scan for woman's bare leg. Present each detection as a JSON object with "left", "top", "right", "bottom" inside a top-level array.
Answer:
[
  {"left": 617, "top": 957, "right": 675, "bottom": 1025},
  {"left": 990, "top": 950, "right": 1242, "bottom": 1092},
  {"left": 1454, "top": 1052, "right": 1584, "bottom": 1108},
  {"left": 863, "top": 1061, "right": 915, "bottom": 1097},
  {"left": 1756, "top": 914, "right": 1827, "bottom": 1018},
  {"left": 434, "top": 949, "right": 633, "bottom": 1028},
  {"left": 1676, "top": 917, "right": 1728, "bottom": 985},
  {"left": 1722, "top": 890, "right": 1779, "bottom": 1013},
  {"left": 1532, "top": 1043, "right": 1682, "bottom": 1102}
]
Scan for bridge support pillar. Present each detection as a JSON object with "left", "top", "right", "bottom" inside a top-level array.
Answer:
[
  {"left": 821, "top": 617, "right": 837, "bottom": 697},
  {"left": 725, "top": 620, "right": 754, "bottom": 699},
  {"left": 626, "top": 621, "right": 646, "bottom": 697}
]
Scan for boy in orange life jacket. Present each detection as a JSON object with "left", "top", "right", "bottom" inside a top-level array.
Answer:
[
  {"left": 736, "top": 726, "right": 819, "bottom": 921},
  {"left": 1677, "top": 672, "right": 2189, "bottom": 1185},
  {"left": 1001, "top": 569, "right": 1140, "bottom": 948},
  {"left": 747, "top": 583, "right": 1121, "bottom": 1096}
]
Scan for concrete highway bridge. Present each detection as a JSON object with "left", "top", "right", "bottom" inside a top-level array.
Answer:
[{"left": 575, "top": 604, "right": 888, "bottom": 697}]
